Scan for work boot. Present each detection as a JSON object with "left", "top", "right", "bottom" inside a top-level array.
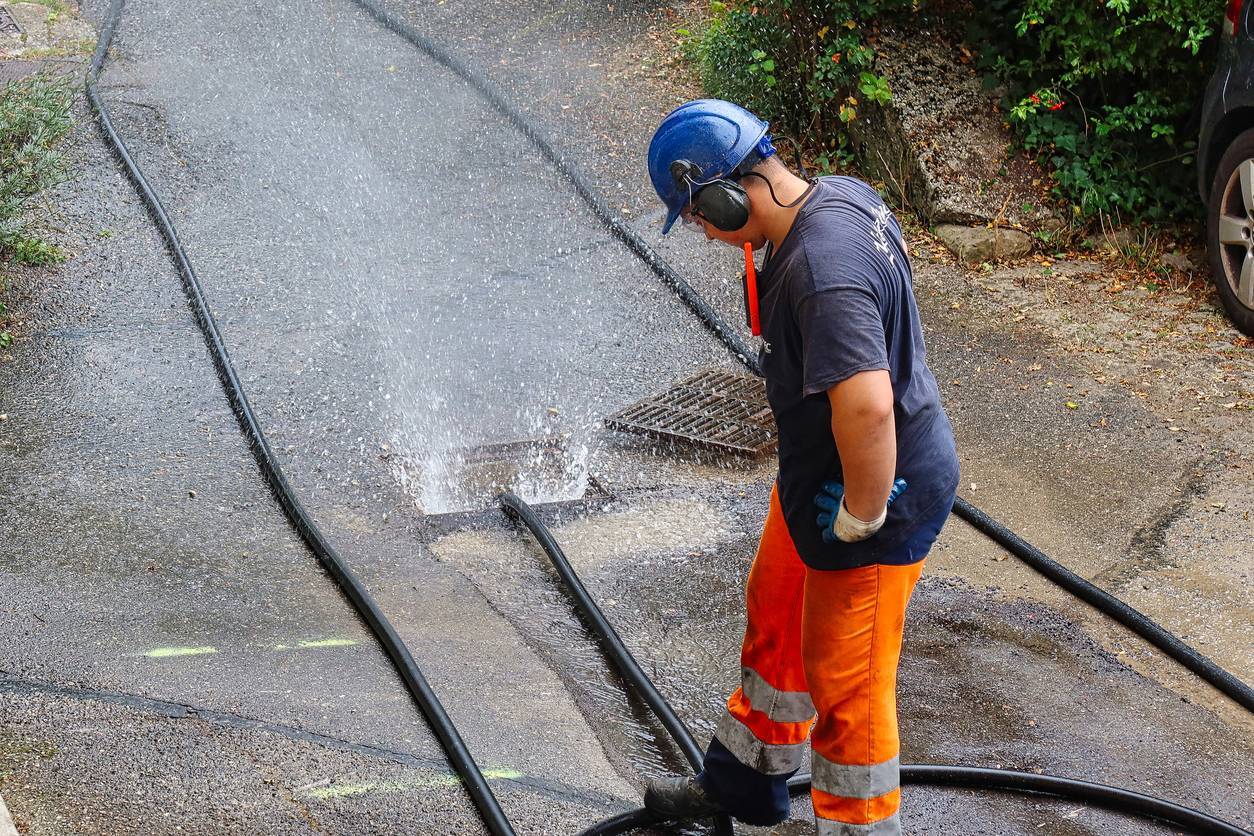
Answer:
[{"left": 643, "top": 775, "right": 726, "bottom": 820}]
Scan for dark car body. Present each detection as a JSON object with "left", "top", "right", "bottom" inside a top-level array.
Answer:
[
  {"left": 1198, "top": 5, "right": 1253, "bottom": 202},
  {"left": 1197, "top": 0, "right": 1254, "bottom": 335}
]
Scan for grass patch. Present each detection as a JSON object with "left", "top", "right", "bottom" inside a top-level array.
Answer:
[
  {"left": 1, "top": 71, "right": 75, "bottom": 262},
  {"left": 0, "top": 71, "right": 75, "bottom": 349},
  {"left": 27, "top": 0, "right": 68, "bottom": 13},
  {"left": 10, "top": 236, "right": 65, "bottom": 265},
  {"left": 12, "top": 42, "right": 95, "bottom": 59}
]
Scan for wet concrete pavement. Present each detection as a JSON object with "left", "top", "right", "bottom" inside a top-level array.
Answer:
[{"left": 0, "top": 0, "right": 1251, "bottom": 833}]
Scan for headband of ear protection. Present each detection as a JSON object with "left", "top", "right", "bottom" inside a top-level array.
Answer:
[{"left": 669, "top": 159, "right": 751, "bottom": 232}]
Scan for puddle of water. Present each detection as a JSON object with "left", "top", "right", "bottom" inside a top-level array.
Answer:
[{"left": 430, "top": 499, "right": 751, "bottom": 788}]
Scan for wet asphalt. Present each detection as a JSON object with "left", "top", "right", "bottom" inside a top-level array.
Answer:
[{"left": 0, "top": 0, "right": 1251, "bottom": 834}]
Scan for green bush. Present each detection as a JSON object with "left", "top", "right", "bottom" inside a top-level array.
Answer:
[
  {"left": 972, "top": 0, "right": 1221, "bottom": 222},
  {"left": 0, "top": 72, "right": 75, "bottom": 257},
  {"left": 690, "top": 0, "right": 911, "bottom": 169}
]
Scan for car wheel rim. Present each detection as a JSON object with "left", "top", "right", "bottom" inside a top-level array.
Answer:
[{"left": 1218, "top": 158, "right": 1254, "bottom": 309}]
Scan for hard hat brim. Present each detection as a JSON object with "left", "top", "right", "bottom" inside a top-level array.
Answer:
[{"left": 661, "top": 205, "right": 683, "bottom": 235}]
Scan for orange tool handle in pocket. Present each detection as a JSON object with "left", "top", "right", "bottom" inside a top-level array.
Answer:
[{"left": 744, "top": 242, "right": 760, "bottom": 336}]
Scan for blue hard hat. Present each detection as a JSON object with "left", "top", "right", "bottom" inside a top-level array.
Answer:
[{"left": 647, "top": 99, "right": 772, "bottom": 234}]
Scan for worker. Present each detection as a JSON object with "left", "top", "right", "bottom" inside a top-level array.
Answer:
[{"left": 642, "top": 99, "right": 959, "bottom": 835}]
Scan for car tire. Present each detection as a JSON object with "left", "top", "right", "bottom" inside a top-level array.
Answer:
[{"left": 1206, "top": 128, "right": 1254, "bottom": 337}]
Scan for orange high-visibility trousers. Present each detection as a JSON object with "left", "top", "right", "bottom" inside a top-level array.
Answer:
[{"left": 699, "top": 485, "right": 934, "bottom": 834}]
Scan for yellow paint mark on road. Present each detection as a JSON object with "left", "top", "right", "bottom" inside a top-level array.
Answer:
[
  {"left": 296, "top": 638, "right": 358, "bottom": 649},
  {"left": 484, "top": 769, "right": 525, "bottom": 781},
  {"left": 144, "top": 638, "right": 357, "bottom": 658},
  {"left": 271, "top": 638, "right": 359, "bottom": 651},
  {"left": 144, "top": 646, "right": 218, "bottom": 658},
  {"left": 302, "top": 769, "right": 524, "bottom": 800}
]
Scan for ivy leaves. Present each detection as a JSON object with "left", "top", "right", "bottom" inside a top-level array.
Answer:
[{"left": 748, "top": 49, "right": 777, "bottom": 87}]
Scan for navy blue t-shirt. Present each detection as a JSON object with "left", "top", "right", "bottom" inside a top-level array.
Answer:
[{"left": 758, "top": 176, "right": 959, "bottom": 570}]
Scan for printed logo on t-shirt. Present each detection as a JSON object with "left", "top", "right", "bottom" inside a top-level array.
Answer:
[{"left": 872, "top": 204, "right": 896, "bottom": 266}]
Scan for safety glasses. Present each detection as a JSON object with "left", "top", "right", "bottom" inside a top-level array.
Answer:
[{"left": 680, "top": 203, "right": 709, "bottom": 229}]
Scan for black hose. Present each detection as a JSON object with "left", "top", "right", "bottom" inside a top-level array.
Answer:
[
  {"left": 85, "top": 5, "right": 515, "bottom": 834},
  {"left": 953, "top": 497, "right": 1254, "bottom": 712},
  {"left": 500, "top": 493, "right": 735, "bottom": 836},
  {"left": 889, "top": 766, "right": 1250, "bottom": 836},
  {"left": 575, "top": 808, "right": 660, "bottom": 836},
  {"left": 581, "top": 768, "right": 1253, "bottom": 836},
  {"left": 500, "top": 494, "right": 703, "bottom": 768},
  {"left": 502, "top": 495, "right": 1251, "bottom": 836}
]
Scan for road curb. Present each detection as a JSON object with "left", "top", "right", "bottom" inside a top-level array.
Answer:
[{"left": 0, "top": 792, "right": 16, "bottom": 836}]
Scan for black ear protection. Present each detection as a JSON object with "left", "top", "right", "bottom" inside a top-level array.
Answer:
[{"left": 669, "top": 159, "right": 752, "bottom": 232}]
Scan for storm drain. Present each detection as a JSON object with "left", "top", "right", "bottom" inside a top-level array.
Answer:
[
  {"left": 0, "top": 8, "right": 22, "bottom": 37},
  {"left": 605, "top": 368, "right": 777, "bottom": 457},
  {"left": 411, "top": 437, "right": 611, "bottom": 529},
  {"left": 450, "top": 438, "right": 576, "bottom": 498}
]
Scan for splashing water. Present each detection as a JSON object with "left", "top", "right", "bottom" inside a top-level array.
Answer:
[
  {"left": 355, "top": 241, "right": 601, "bottom": 514},
  {"left": 388, "top": 394, "right": 595, "bottom": 514}
]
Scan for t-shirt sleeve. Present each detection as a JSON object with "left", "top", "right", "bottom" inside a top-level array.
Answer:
[{"left": 798, "top": 285, "right": 889, "bottom": 397}]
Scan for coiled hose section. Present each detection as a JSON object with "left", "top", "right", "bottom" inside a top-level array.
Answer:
[
  {"left": 336, "top": 0, "right": 1254, "bottom": 716},
  {"left": 86, "top": 3, "right": 516, "bottom": 834},
  {"left": 501, "top": 494, "right": 1250, "bottom": 836},
  {"left": 581, "top": 768, "right": 1254, "bottom": 836}
]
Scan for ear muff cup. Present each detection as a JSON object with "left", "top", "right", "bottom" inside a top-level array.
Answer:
[
  {"left": 670, "top": 158, "right": 752, "bottom": 233},
  {"left": 694, "top": 180, "right": 751, "bottom": 232}
]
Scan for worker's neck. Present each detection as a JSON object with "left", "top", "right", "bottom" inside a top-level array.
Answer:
[{"left": 753, "top": 169, "right": 815, "bottom": 250}]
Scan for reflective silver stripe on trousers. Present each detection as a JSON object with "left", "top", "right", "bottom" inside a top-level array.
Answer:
[
  {"left": 740, "top": 666, "right": 816, "bottom": 723},
  {"left": 812, "top": 752, "right": 900, "bottom": 800},
  {"left": 714, "top": 709, "right": 806, "bottom": 775},
  {"left": 816, "top": 812, "right": 901, "bottom": 836}
]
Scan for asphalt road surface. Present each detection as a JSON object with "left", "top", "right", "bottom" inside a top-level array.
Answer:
[{"left": 0, "top": 0, "right": 1249, "bottom": 833}]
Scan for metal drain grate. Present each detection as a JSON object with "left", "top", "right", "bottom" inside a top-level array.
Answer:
[
  {"left": 605, "top": 368, "right": 777, "bottom": 457},
  {"left": 0, "top": 8, "right": 22, "bottom": 37},
  {"left": 406, "top": 435, "right": 612, "bottom": 519}
]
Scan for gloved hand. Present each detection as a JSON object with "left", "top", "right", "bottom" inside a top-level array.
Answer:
[{"left": 814, "top": 478, "right": 907, "bottom": 544}]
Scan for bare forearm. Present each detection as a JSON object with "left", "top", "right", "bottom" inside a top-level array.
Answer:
[{"left": 829, "top": 371, "right": 896, "bottom": 521}]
